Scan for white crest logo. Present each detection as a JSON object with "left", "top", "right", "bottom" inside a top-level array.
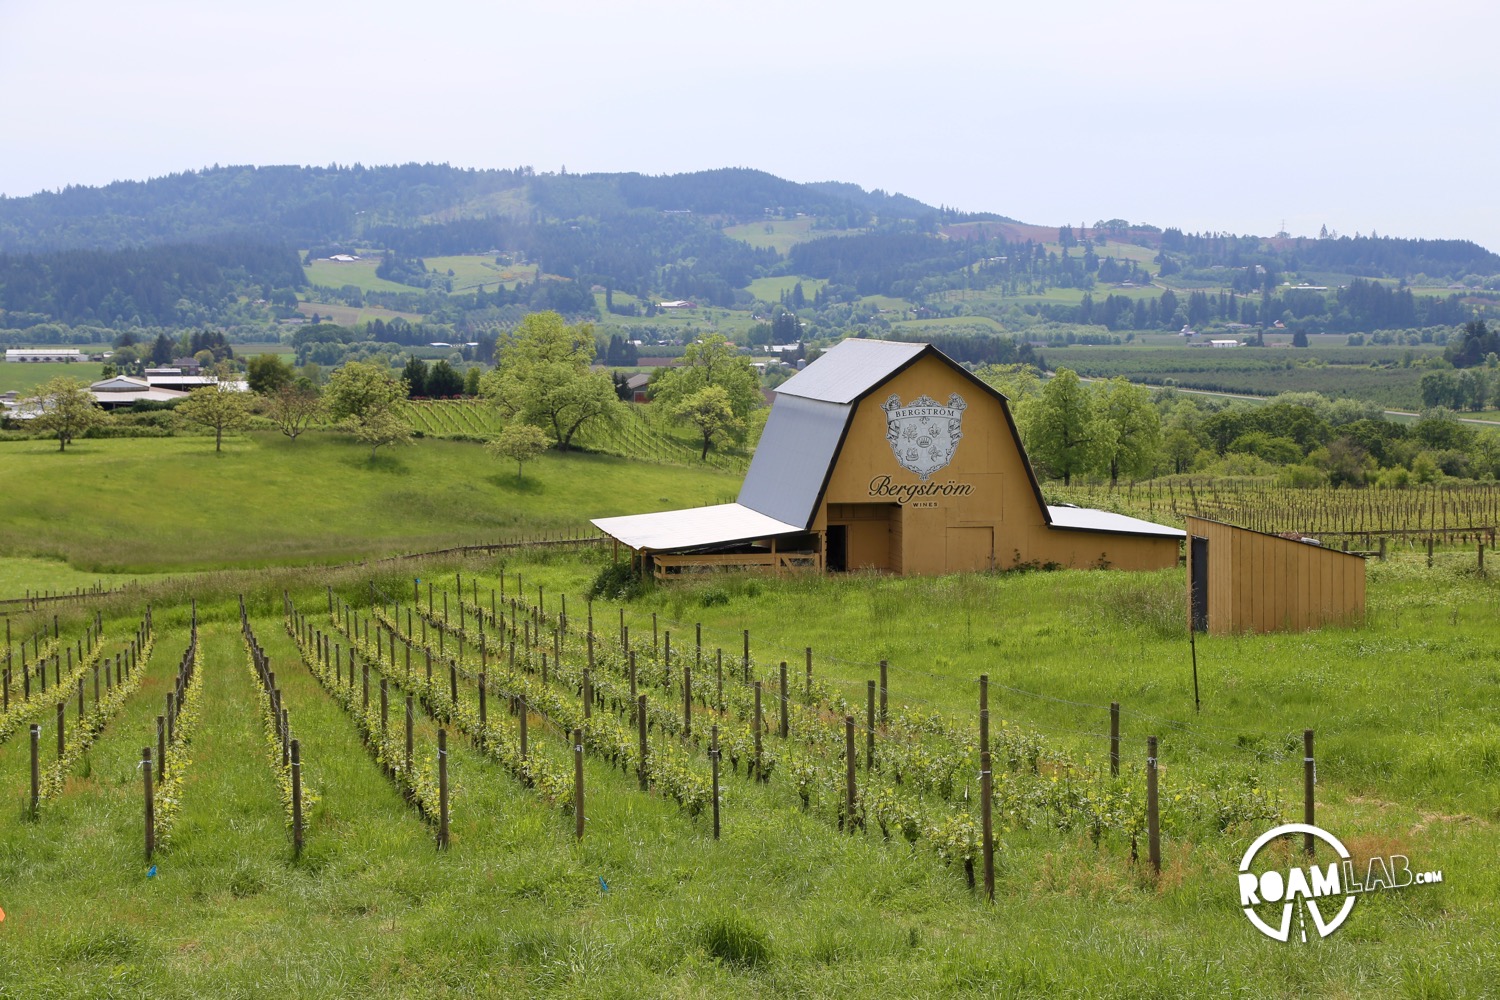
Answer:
[{"left": 882, "top": 393, "right": 966, "bottom": 481}]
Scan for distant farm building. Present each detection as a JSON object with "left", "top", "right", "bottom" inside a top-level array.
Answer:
[
  {"left": 87, "top": 376, "right": 189, "bottom": 409},
  {"left": 1186, "top": 516, "right": 1365, "bottom": 634},
  {"left": 594, "top": 340, "right": 1184, "bottom": 578},
  {"left": 6, "top": 349, "right": 84, "bottom": 363}
]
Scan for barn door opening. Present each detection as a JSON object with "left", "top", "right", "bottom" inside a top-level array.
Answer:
[
  {"left": 826, "top": 525, "right": 848, "bottom": 572},
  {"left": 1190, "top": 535, "right": 1209, "bottom": 632}
]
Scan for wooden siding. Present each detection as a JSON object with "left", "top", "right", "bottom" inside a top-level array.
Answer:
[{"left": 1186, "top": 516, "right": 1365, "bottom": 635}]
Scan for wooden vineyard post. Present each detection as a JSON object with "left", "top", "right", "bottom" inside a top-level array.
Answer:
[
  {"left": 362, "top": 663, "right": 369, "bottom": 712},
  {"left": 519, "top": 695, "right": 528, "bottom": 762},
  {"left": 879, "top": 659, "right": 889, "bottom": 722},
  {"left": 449, "top": 664, "right": 458, "bottom": 712},
  {"left": 753, "top": 682, "right": 764, "bottom": 781},
  {"left": 29, "top": 724, "right": 39, "bottom": 817},
  {"left": 143, "top": 747, "right": 154, "bottom": 859},
  {"left": 1146, "top": 736, "right": 1161, "bottom": 876},
  {"left": 980, "top": 675, "right": 994, "bottom": 901},
  {"left": 157, "top": 715, "right": 166, "bottom": 783},
  {"left": 695, "top": 623, "right": 702, "bottom": 677},
  {"left": 583, "top": 668, "right": 592, "bottom": 720},
  {"left": 478, "top": 673, "right": 487, "bottom": 744},
  {"left": 291, "top": 738, "right": 304, "bottom": 859},
  {"left": 1428, "top": 536, "right": 1434, "bottom": 568},
  {"left": 1479, "top": 541, "right": 1486, "bottom": 576},
  {"left": 380, "top": 679, "right": 389, "bottom": 743},
  {"left": 437, "top": 729, "right": 450, "bottom": 850},
  {"left": 866, "top": 680, "right": 876, "bottom": 770},
  {"left": 1110, "top": 701, "right": 1120, "bottom": 777},
  {"left": 281, "top": 709, "right": 290, "bottom": 769},
  {"left": 77, "top": 676, "right": 84, "bottom": 721},
  {"left": 628, "top": 651, "right": 638, "bottom": 721},
  {"left": 56, "top": 701, "right": 64, "bottom": 758},
  {"left": 778, "top": 662, "right": 788, "bottom": 739},
  {"left": 700, "top": 720, "right": 720, "bottom": 840},
  {"left": 636, "top": 695, "right": 649, "bottom": 790},
  {"left": 573, "top": 727, "right": 586, "bottom": 841},
  {"left": 844, "top": 715, "right": 857, "bottom": 832},
  {"left": 683, "top": 664, "right": 692, "bottom": 739},
  {"left": 1304, "top": 729, "right": 1316, "bottom": 857},
  {"left": 405, "top": 695, "right": 414, "bottom": 777}
]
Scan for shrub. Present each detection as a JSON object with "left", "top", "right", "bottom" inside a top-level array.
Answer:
[{"left": 587, "top": 562, "right": 649, "bottom": 601}]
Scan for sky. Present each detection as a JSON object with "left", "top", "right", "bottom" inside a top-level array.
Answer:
[{"left": 3, "top": 0, "right": 1497, "bottom": 252}]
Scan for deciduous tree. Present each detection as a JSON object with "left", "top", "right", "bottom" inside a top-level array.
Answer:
[
  {"left": 481, "top": 311, "right": 618, "bottom": 450},
  {"left": 649, "top": 334, "right": 761, "bottom": 450},
  {"left": 1026, "top": 368, "right": 1109, "bottom": 486},
  {"left": 175, "top": 375, "right": 253, "bottom": 452},
  {"left": 487, "top": 422, "right": 552, "bottom": 480},
  {"left": 267, "top": 379, "right": 322, "bottom": 442},
  {"left": 1094, "top": 377, "right": 1162, "bottom": 485},
  {"left": 325, "top": 360, "right": 411, "bottom": 458},
  {"left": 18, "top": 376, "right": 106, "bottom": 451},
  {"left": 674, "top": 385, "right": 742, "bottom": 460}
]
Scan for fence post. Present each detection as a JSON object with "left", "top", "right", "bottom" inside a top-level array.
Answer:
[
  {"left": 583, "top": 667, "right": 592, "bottom": 720},
  {"left": 866, "top": 680, "right": 876, "bottom": 769},
  {"left": 663, "top": 631, "right": 672, "bottom": 689},
  {"left": 405, "top": 695, "right": 414, "bottom": 776},
  {"left": 753, "top": 682, "right": 764, "bottom": 781},
  {"left": 573, "top": 727, "right": 586, "bottom": 840},
  {"left": 1109, "top": 701, "right": 1120, "bottom": 777},
  {"left": 1304, "top": 729, "right": 1316, "bottom": 857},
  {"left": 1146, "top": 735, "right": 1161, "bottom": 875},
  {"left": 844, "top": 715, "right": 857, "bottom": 832},
  {"left": 478, "top": 673, "right": 487, "bottom": 744},
  {"left": 29, "top": 724, "right": 40, "bottom": 816},
  {"left": 291, "top": 738, "right": 304, "bottom": 859},
  {"left": 143, "top": 747, "right": 154, "bottom": 859},
  {"left": 636, "top": 695, "right": 649, "bottom": 791},
  {"left": 683, "top": 664, "right": 692, "bottom": 739},
  {"left": 779, "top": 662, "right": 789, "bottom": 739},
  {"left": 710, "top": 724, "right": 721, "bottom": 840},
  {"left": 437, "top": 729, "right": 450, "bottom": 849},
  {"left": 981, "top": 745, "right": 994, "bottom": 901}
]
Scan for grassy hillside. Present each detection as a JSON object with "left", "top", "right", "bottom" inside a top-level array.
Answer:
[{"left": 0, "top": 431, "right": 738, "bottom": 572}]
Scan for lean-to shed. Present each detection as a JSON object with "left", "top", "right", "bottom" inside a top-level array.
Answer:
[{"left": 1185, "top": 516, "right": 1366, "bottom": 634}]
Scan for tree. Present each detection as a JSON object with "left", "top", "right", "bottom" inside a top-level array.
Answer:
[
  {"left": 247, "top": 353, "right": 295, "bottom": 395},
  {"left": 649, "top": 333, "right": 762, "bottom": 447},
  {"left": 463, "top": 365, "right": 482, "bottom": 396},
  {"left": 402, "top": 356, "right": 428, "bottom": 398},
  {"left": 325, "top": 360, "right": 411, "bottom": 458},
  {"left": 486, "top": 423, "right": 552, "bottom": 481},
  {"left": 1291, "top": 329, "right": 1309, "bottom": 348},
  {"left": 1026, "top": 369, "right": 1109, "bottom": 486},
  {"left": 1094, "top": 377, "right": 1162, "bottom": 485},
  {"left": 175, "top": 377, "right": 253, "bottom": 452},
  {"left": 674, "top": 385, "right": 742, "bottom": 459},
  {"left": 481, "top": 311, "right": 618, "bottom": 451},
  {"left": 427, "top": 359, "right": 464, "bottom": 398},
  {"left": 18, "top": 376, "right": 106, "bottom": 451},
  {"left": 266, "top": 380, "right": 322, "bottom": 442},
  {"left": 149, "top": 332, "right": 176, "bottom": 365}
]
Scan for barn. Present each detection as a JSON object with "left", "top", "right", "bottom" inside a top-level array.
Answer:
[
  {"left": 1186, "top": 516, "right": 1366, "bottom": 634},
  {"left": 593, "top": 339, "right": 1184, "bottom": 577}
]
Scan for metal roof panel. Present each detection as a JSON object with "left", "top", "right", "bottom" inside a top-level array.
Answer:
[
  {"left": 737, "top": 393, "right": 851, "bottom": 527},
  {"left": 592, "top": 503, "right": 804, "bottom": 551},
  {"left": 1046, "top": 506, "right": 1186, "bottom": 538},
  {"left": 773, "top": 339, "right": 927, "bottom": 404}
]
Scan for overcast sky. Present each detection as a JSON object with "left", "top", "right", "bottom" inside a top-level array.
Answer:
[{"left": 3, "top": 0, "right": 1496, "bottom": 252}]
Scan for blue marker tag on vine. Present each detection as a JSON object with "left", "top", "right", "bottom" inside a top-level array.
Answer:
[
  {"left": 599, "top": 876, "right": 609, "bottom": 893},
  {"left": 147, "top": 866, "right": 157, "bottom": 878}
]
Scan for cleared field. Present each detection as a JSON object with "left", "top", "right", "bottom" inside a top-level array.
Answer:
[
  {"left": 425, "top": 255, "right": 536, "bottom": 292},
  {"left": 744, "top": 275, "right": 826, "bottom": 302},
  {"left": 304, "top": 257, "right": 415, "bottom": 295},
  {"left": 295, "top": 302, "right": 424, "bottom": 326},
  {"left": 0, "top": 360, "right": 105, "bottom": 392}
]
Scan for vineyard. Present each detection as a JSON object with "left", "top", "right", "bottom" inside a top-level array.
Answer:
[
  {"left": 1052, "top": 479, "right": 1500, "bottom": 544},
  {"left": 1, "top": 543, "right": 1496, "bottom": 994},
  {"left": 397, "top": 399, "right": 753, "bottom": 473}
]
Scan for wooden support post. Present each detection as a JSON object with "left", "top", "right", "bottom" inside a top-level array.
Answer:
[
  {"left": 437, "top": 729, "right": 450, "bottom": 849},
  {"left": 683, "top": 664, "right": 692, "bottom": 738},
  {"left": 636, "top": 694, "right": 649, "bottom": 791},
  {"left": 779, "top": 662, "right": 789, "bottom": 739},
  {"left": 753, "top": 682, "right": 764, "bottom": 781},
  {"left": 664, "top": 631, "right": 672, "bottom": 689},
  {"left": 844, "top": 715, "right": 857, "bottom": 831},
  {"left": 866, "top": 680, "right": 876, "bottom": 770},
  {"left": 710, "top": 724, "right": 721, "bottom": 840},
  {"left": 405, "top": 695, "right": 413, "bottom": 776},
  {"left": 1428, "top": 536, "right": 1435, "bottom": 568},
  {"left": 29, "top": 724, "right": 40, "bottom": 816},
  {"left": 583, "top": 667, "right": 592, "bottom": 720},
  {"left": 715, "top": 649, "right": 723, "bottom": 710},
  {"left": 1147, "top": 735, "right": 1161, "bottom": 875},
  {"left": 981, "top": 747, "right": 994, "bottom": 901},
  {"left": 77, "top": 676, "right": 84, "bottom": 721},
  {"left": 281, "top": 708, "right": 290, "bottom": 769},
  {"left": 291, "top": 738, "right": 304, "bottom": 858},
  {"left": 362, "top": 663, "right": 369, "bottom": 712},
  {"left": 449, "top": 664, "right": 458, "bottom": 713},
  {"left": 56, "top": 701, "right": 64, "bottom": 758},
  {"left": 879, "top": 659, "right": 888, "bottom": 722},
  {"left": 143, "top": 747, "right": 154, "bottom": 859},
  {"left": 1304, "top": 729, "right": 1316, "bottom": 857},
  {"left": 380, "top": 678, "right": 389, "bottom": 742},
  {"left": 157, "top": 714, "right": 166, "bottom": 781},
  {"left": 1110, "top": 701, "right": 1120, "bottom": 778},
  {"left": 573, "top": 727, "right": 585, "bottom": 841},
  {"left": 478, "top": 672, "right": 487, "bottom": 741}
]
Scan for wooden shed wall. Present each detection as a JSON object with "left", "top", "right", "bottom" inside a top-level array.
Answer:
[{"left": 1186, "top": 516, "right": 1365, "bottom": 635}]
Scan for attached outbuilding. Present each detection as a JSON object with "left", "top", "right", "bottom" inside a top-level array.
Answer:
[
  {"left": 1185, "top": 516, "right": 1366, "bottom": 634},
  {"left": 594, "top": 339, "right": 1184, "bottom": 577}
]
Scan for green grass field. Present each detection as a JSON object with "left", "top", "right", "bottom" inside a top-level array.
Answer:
[
  {"left": 0, "top": 361, "right": 105, "bottom": 393},
  {"left": 0, "top": 433, "right": 1494, "bottom": 996},
  {"left": 744, "top": 275, "right": 826, "bottom": 303},
  {"left": 304, "top": 257, "right": 416, "bottom": 295}
]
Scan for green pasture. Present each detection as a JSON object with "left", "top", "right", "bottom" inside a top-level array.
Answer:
[
  {"left": 295, "top": 302, "right": 424, "bottom": 327},
  {"left": 0, "top": 556, "right": 145, "bottom": 597},
  {"left": 721, "top": 217, "right": 842, "bottom": 254},
  {"left": 303, "top": 257, "right": 415, "bottom": 295},
  {"left": 744, "top": 276, "right": 826, "bottom": 303},
  {"left": 0, "top": 432, "right": 737, "bottom": 572},
  {"left": 424, "top": 255, "right": 536, "bottom": 293},
  {"left": 0, "top": 361, "right": 104, "bottom": 393}
]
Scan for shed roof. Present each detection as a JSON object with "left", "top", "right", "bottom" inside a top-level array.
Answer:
[
  {"left": 591, "top": 503, "right": 803, "bottom": 552},
  {"left": 737, "top": 393, "right": 851, "bottom": 527},
  {"left": 773, "top": 339, "right": 926, "bottom": 404},
  {"left": 1046, "top": 506, "right": 1186, "bottom": 539}
]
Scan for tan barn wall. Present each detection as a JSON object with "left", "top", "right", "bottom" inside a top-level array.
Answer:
[
  {"left": 1186, "top": 516, "right": 1365, "bottom": 634},
  {"left": 815, "top": 353, "right": 1177, "bottom": 574}
]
